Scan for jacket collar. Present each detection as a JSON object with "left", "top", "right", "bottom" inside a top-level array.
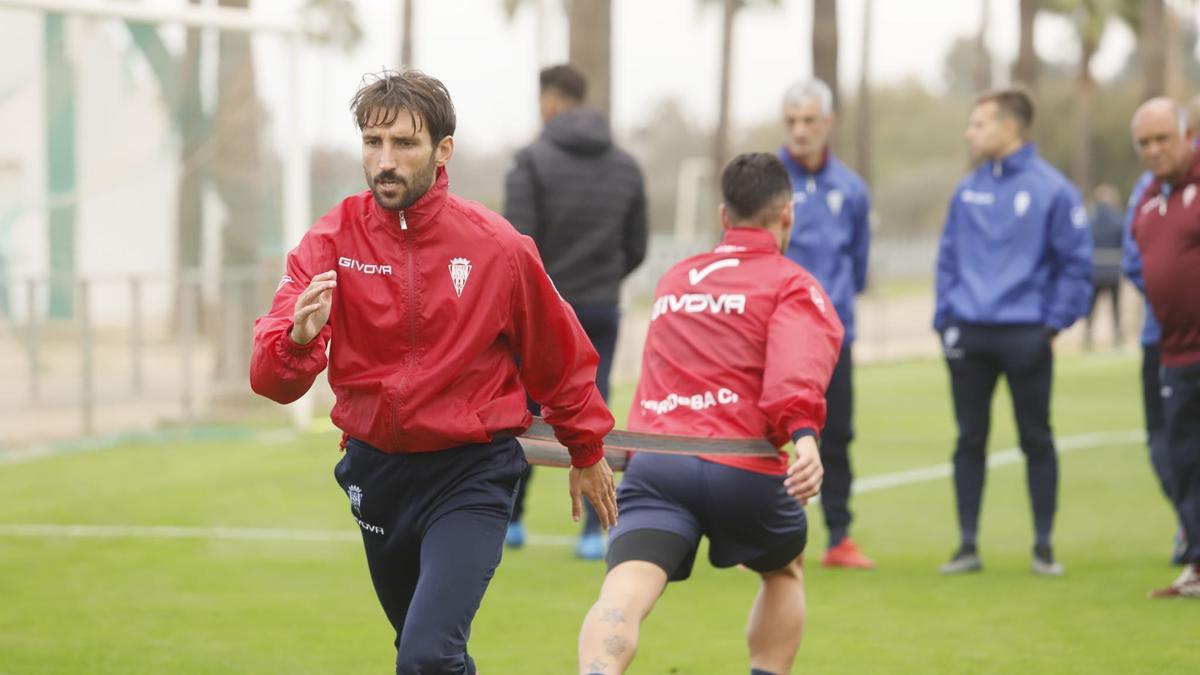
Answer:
[
  {"left": 780, "top": 145, "right": 831, "bottom": 177},
  {"left": 989, "top": 142, "right": 1036, "bottom": 177},
  {"left": 719, "top": 227, "right": 781, "bottom": 253},
  {"left": 1148, "top": 148, "right": 1200, "bottom": 196},
  {"left": 368, "top": 166, "right": 450, "bottom": 233}
]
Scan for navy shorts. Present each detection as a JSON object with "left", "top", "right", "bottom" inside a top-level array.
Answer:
[{"left": 606, "top": 452, "right": 807, "bottom": 581}]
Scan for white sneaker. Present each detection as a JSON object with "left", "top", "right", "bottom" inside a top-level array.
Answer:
[
  {"left": 1149, "top": 563, "right": 1200, "bottom": 598},
  {"left": 1031, "top": 555, "right": 1064, "bottom": 577}
]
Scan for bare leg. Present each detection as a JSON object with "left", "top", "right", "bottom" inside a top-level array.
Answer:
[
  {"left": 747, "top": 554, "right": 806, "bottom": 674},
  {"left": 578, "top": 561, "right": 668, "bottom": 674}
]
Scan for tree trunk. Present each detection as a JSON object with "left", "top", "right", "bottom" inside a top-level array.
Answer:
[
  {"left": 812, "top": 0, "right": 840, "bottom": 111},
  {"left": 214, "top": 0, "right": 265, "bottom": 384},
  {"left": 175, "top": 4, "right": 206, "bottom": 334},
  {"left": 1141, "top": 0, "right": 1166, "bottom": 99},
  {"left": 1073, "top": 38, "right": 1096, "bottom": 194},
  {"left": 400, "top": 0, "right": 414, "bottom": 68},
  {"left": 1164, "top": 5, "right": 1186, "bottom": 100},
  {"left": 973, "top": 0, "right": 993, "bottom": 92},
  {"left": 567, "top": 0, "right": 612, "bottom": 115},
  {"left": 1012, "top": 0, "right": 1039, "bottom": 90},
  {"left": 44, "top": 13, "right": 76, "bottom": 318},
  {"left": 715, "top": 0, "right": 736, "bottom": 174},
  {"left": 854, "top": 0, "right": 872, "bottom": 186}
]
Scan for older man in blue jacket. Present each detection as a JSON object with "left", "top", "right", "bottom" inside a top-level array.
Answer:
[
  {"left": 778, "top": 78, "right": 874, "bottom": 569},
  {"left": 934, "top": 89, "right": 1093, "bottom": 577}
]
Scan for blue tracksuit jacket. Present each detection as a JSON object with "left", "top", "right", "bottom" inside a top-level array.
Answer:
[
  {"left": 934, "top": 143, "right": 1093, "bottom": 331},
  {"left": 779, "top": 148, "right": 870, "bottom": 343}
]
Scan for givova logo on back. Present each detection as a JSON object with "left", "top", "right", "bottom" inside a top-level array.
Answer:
[{"left": 651, "top": 293, "right": 746, "bottom": 320}]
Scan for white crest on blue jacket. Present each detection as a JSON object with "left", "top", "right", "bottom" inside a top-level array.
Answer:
[
  {"left": 826, "top": 190, "right": 844, "bottom": 216},
  {"left": 1014, "top": 190, "right": 1031, "bottom": 217}
]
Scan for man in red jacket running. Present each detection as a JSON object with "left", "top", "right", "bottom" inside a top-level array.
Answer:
[
  {"left": 576, "top": 153, "right": 843, "bottom": 675},
  {"left": 250, "top": 70, "right": 617, "bottom": 674}
]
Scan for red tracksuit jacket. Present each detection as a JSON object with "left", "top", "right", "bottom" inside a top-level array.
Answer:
[
  {"left": 250, "top": 167, "right": 613, "bottom": 467},
  {"left": 1132, "top": 151, "right": 1200, "bottom": 368},
  {"left": 628, "top": 227, "right": 844, "bottom": 475}
]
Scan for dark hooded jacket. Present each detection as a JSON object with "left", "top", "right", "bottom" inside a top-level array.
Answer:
[{"left": 503, "top": 108, "right": 647, "bottom": 306}]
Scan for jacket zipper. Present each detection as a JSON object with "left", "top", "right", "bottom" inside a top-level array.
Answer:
[{"left": 392, "top": 210, "right": 416, "bottom": 447}]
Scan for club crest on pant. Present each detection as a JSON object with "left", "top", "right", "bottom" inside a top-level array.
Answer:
[
  {"left": 347, "top": 484, "right": 363, "bottom": 517},
  {"left": 449, "top": 258, "right": 472, "bottom": 298}
]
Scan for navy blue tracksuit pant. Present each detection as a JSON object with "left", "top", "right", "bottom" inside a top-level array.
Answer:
[
  {"left": 335, "top": 436, "right": 527, "bottom": 674},
  {"left": 1163, "top": 362, "right": 1200, "bottom": 564},
  {"left": 819, "top": 343, "right": 855, "bottom": 545},
  {"left": 943, "top": 324, "right": 1058, "bottom": 548},
  {"left": 1141, "top": 344, "right": 1174, "bottom": 502}
]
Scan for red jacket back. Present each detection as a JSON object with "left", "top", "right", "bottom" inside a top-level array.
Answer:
[
  {"left": 628, "top": 228, "right": 844, "bottom": 475},
  {"left": 250, "top": 168, "right": 613, "bottom": 467}
]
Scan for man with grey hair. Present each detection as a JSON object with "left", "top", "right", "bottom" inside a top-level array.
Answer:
[
  {"left": 777, "top": 77, "right": 875, "bottom": 569},
  {"left": 1129, "top": 97, "right": 1200, "bottom": 598}
]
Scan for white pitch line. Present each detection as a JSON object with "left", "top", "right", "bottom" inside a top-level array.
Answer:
[{"left": 0, "top": 429, "right": 1145, "bottom": 546}]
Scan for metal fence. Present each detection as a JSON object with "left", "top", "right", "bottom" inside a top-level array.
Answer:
[{"left": 5, "top": 234, "right": 1138, "bottom": 450}]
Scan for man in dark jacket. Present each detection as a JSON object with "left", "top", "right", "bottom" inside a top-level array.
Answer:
[
  {"left": 503, "top": 64, "right": 648, "bottom": 559},
  {"left": 1085, "top": 183, "right": 1124, "bottom": 349}
]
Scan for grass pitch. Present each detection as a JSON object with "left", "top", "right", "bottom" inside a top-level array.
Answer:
[{"left": 0, "top": 351, "right": 1193, "bottom": 673}]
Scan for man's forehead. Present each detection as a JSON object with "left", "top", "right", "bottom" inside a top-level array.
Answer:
[
  {"left": 1133, "top": 110, "right": 1176, "bottom": 136},
  {"left": 362, "top": 107, "right": 426, "bottom": 135},
  {"left": 783, "top": 99, "right": 824, "bottom": 118}
]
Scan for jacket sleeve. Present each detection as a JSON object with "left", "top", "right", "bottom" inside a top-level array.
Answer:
[
  {"left": 249, "top": 232, "right": 334, "bottom": 404},
  {"left": 1121, "top": 172, "right": 1152, "bottom": 292},
  {"left": 851, "top": 183, "right": 871, "bottom": 294},
  {"left": 759, "top": 273, "right": 845, "bottom": 442},
  {"left": 932, "top": 192, "right": 960, "bottom": 331},
  {"left": 503, "top": 150, "right": 541, "bottom": 242},
  {"left": 507, "top": 236, "right": 614, "bottom": 467},
  {"left": 1044, "top": 186, "right": 1095, "bottom": 331},
  {"left": 622, "top": 167, "right": 649, "bottom": 277}
]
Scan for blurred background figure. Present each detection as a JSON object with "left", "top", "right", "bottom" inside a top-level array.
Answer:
[
  {"left": 777, "top": 77, "right": 875, "bottom": 570},
  {"left": 933, "top": 89, "right": 1093, "bottom": 578},
  {"left": 502, "top": 64, "right": 648, "bottom": 560},
  {"left": 1084, "top": 183, "right": 1124, "bottom": 350}
]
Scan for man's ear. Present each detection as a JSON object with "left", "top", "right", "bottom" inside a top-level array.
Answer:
[{"left": 435, "top": 135, "right": 455, "bottom": 166}]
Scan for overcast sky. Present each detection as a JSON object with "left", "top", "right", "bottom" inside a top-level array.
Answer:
[{"left": 277, "top": 0, "right": 1155, "bottom": 154}]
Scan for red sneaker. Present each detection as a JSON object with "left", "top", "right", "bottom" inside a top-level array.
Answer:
[
  {"left": 821, "top": 537, "right": 877, "bottom": 569},
  {"left": 1149, "top": 563, "right": 1200, "bottom": 598}
]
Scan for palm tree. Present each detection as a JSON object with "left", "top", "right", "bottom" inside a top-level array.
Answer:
[
  {"left": 1045, "top": 0, "right": 1114, "bottom": 193},
  {"left": 1012, "top": 0, "right": 1040, "bottom": 90},
  {"left": 973, "top": 0, "right": 993, "bottom": 92},
  {"left": 501, "top": 1, "right": 612, "bottom": 115},
  {"left": 854, "top": 0, "right": 873, "bottom": 186},
  {"left": 44, "top": 13, "right": 76, "bottom": 318},
  {"left": 705, "top": 0, "right": 782, "bottom": 173},
  {"left": 1116, "top": 0, "right": 1165, "bottom": 99},
  {"left": 812, "top": 0, "right": 839, "bottom": 110},
  {"left": 567, "top": 0, "right": 613, "bottom": 115},
  {"left": 401, "top": 0, "right": 414, "bottom": 67}
]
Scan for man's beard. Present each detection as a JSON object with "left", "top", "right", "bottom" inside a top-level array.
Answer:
[{"left": 368, "top": 153, "right": 437, "bottom": 211}]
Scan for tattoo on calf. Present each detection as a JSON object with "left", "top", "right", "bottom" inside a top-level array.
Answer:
[
  {"left": 586, "top": 657, "right": 608, "bottom": 672},
  {"left": 599, "top": 607, "right": 626, "bottom": 626},
  {"left": 603, "top": 634, "right": 628, "bottom": 657}
]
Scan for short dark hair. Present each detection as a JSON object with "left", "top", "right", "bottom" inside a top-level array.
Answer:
[
  {"left": 350, "top": 69, "right": 456, "bottom": 144},
  {"left": 976, "top": 88, "right": 1034, "bottom": 131},
  {"left": 539, "top": 64, "right": 586, "bottom": 102},
  {"left": 721, "top": 153, "right": 792, "bottom": 224}
]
